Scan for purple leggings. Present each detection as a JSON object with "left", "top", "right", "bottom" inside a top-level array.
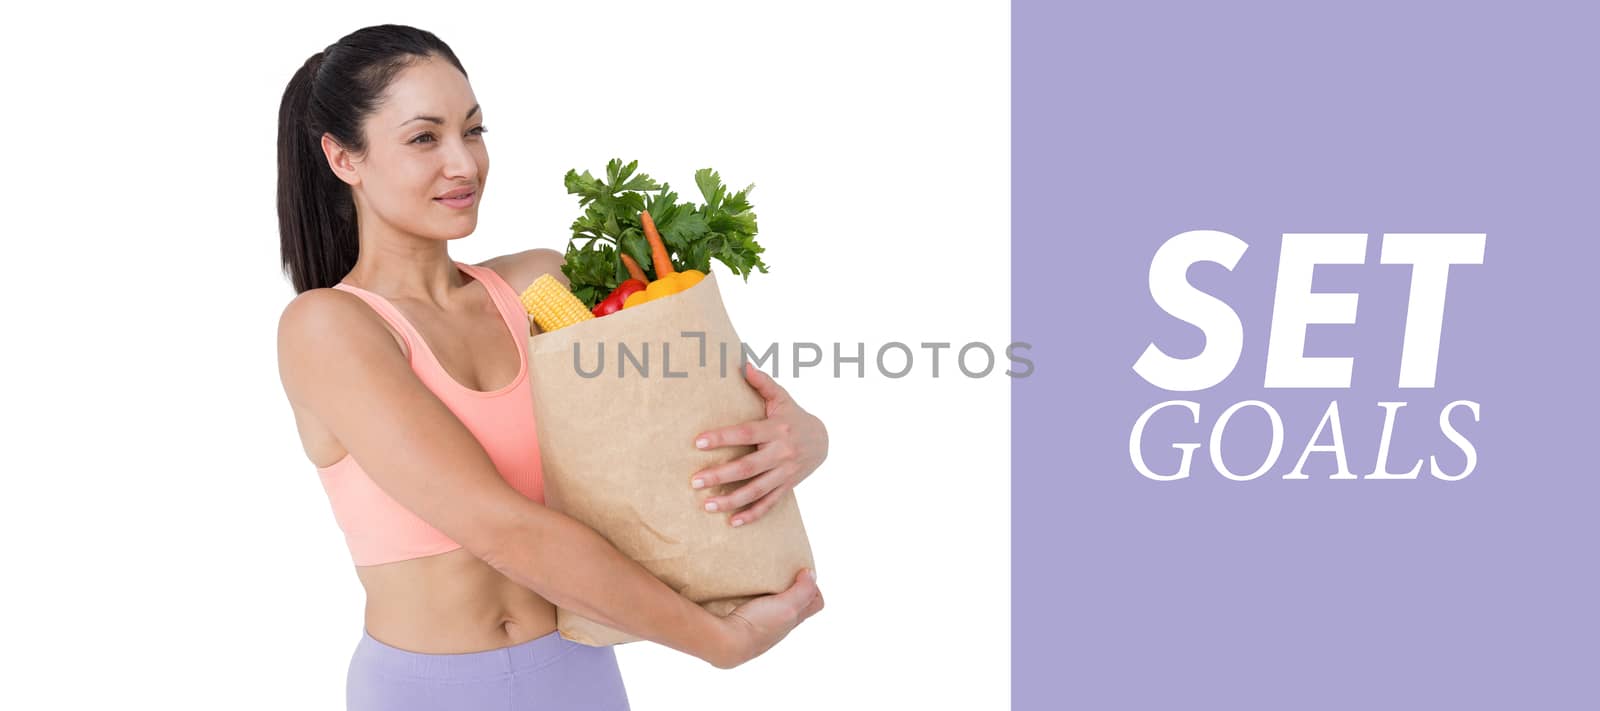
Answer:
[{"left": 347, "top": 627, "right": 631, "bottom": 710}]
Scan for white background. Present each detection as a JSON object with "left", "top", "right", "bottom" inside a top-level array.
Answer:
[{"left": 0, "top": 1, "right": 1009, "bottom": 708}]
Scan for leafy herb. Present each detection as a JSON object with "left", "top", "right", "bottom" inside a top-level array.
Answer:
[{"left": 560, "top": 159, "right": 768, "bottom": 309}]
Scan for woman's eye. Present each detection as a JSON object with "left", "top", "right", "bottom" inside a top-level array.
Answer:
[{"left": 410, "top": 126, "right": 487, "bottom": 145}]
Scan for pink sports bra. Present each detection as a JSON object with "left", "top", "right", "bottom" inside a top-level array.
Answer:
[{"left": 316, "top": 261, "right": 544, "bottom": 567}]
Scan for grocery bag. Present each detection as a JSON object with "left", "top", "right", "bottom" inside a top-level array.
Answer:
[{"left": 523, "top": 270, "right": 816, "bottom": 646}]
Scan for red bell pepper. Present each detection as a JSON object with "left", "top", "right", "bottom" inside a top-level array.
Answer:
[{"left": 591, "top": 279, "right": 647, "bottom": 317}]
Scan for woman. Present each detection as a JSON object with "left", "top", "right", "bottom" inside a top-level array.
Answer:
[{"left": 275, "top": 25, "right": 829, "bottom": 710}]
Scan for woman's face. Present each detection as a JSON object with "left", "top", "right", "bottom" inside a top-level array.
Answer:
[{"left": 342, "top": 56, "right": 489, "bottom": 241}]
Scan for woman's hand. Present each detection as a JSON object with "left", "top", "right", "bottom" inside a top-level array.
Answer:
[
  {"left": 690, "top": 362, "right": 829, "bottom": 527},
  {"left": 709, "top": 568, "right": 824, "bottom": 669}
]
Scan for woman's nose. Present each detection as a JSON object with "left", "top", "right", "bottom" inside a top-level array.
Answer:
[{"left": 441, "top": 137, "right": 480, "bottom": 180}]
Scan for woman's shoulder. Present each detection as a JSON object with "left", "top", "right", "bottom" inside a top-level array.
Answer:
[
  {"left": 277, "top": 287, "right": 410, "bottom": 390},
  {"left": 278, "top": 286, "right": 400, "bottom": 346},
  {"left": 475, "top": 248, "right": 568, "bottom": 296}
]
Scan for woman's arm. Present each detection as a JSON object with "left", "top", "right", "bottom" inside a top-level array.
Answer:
[{"left": 277, "top": 288, "right": 735, "bottom": 665}]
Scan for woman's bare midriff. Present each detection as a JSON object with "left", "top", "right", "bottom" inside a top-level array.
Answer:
[{"left": 355, "top": 547, "right": 558, "bottom": 653}]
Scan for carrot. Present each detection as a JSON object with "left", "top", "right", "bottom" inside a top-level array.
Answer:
[
  {"left": 639, "top": 210, "right": 675, "bottom": 278},
  {"left": 620, "top": 253, "right": 649, "bottom": 284}
]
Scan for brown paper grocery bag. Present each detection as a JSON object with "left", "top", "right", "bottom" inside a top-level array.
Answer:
[{"left": 524, "top": 271, "right": 815, "bottom": 647}]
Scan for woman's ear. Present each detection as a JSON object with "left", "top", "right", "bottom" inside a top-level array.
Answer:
[{"left": 320, "top": 133, "right": 362, "bottom": 188}]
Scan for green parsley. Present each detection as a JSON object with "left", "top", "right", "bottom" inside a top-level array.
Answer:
[{"left": 560, "top": 159, "right": 768, "bottom": 309}]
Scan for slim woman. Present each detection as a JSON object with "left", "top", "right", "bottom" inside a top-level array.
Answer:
[{"left": 275, "top": 25, "right": 829, "bottom": 710}]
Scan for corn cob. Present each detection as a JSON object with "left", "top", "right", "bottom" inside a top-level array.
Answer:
[{"left": 520, "top": 274, "right": 594, "bottom": 332}]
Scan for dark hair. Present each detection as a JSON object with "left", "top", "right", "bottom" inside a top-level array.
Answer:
[{"left": 276, "top": 24, "right": 469, "bottom": 294}]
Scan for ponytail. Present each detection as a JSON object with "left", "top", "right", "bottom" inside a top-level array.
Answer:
[
  {"left": 277, "top": 51, "right": 356, "bottom": 294},
  {"left": 275, "top": 25, "right": 468, "bottom": 294}
]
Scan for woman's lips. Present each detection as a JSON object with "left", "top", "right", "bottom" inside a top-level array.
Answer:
[{"left": 434, "top": 190, "right": 476, "bottom": 208}]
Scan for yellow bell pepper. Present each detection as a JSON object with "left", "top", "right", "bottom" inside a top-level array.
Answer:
[{"left": 624, "top": 269, "right": 704, "bottom": 308}]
